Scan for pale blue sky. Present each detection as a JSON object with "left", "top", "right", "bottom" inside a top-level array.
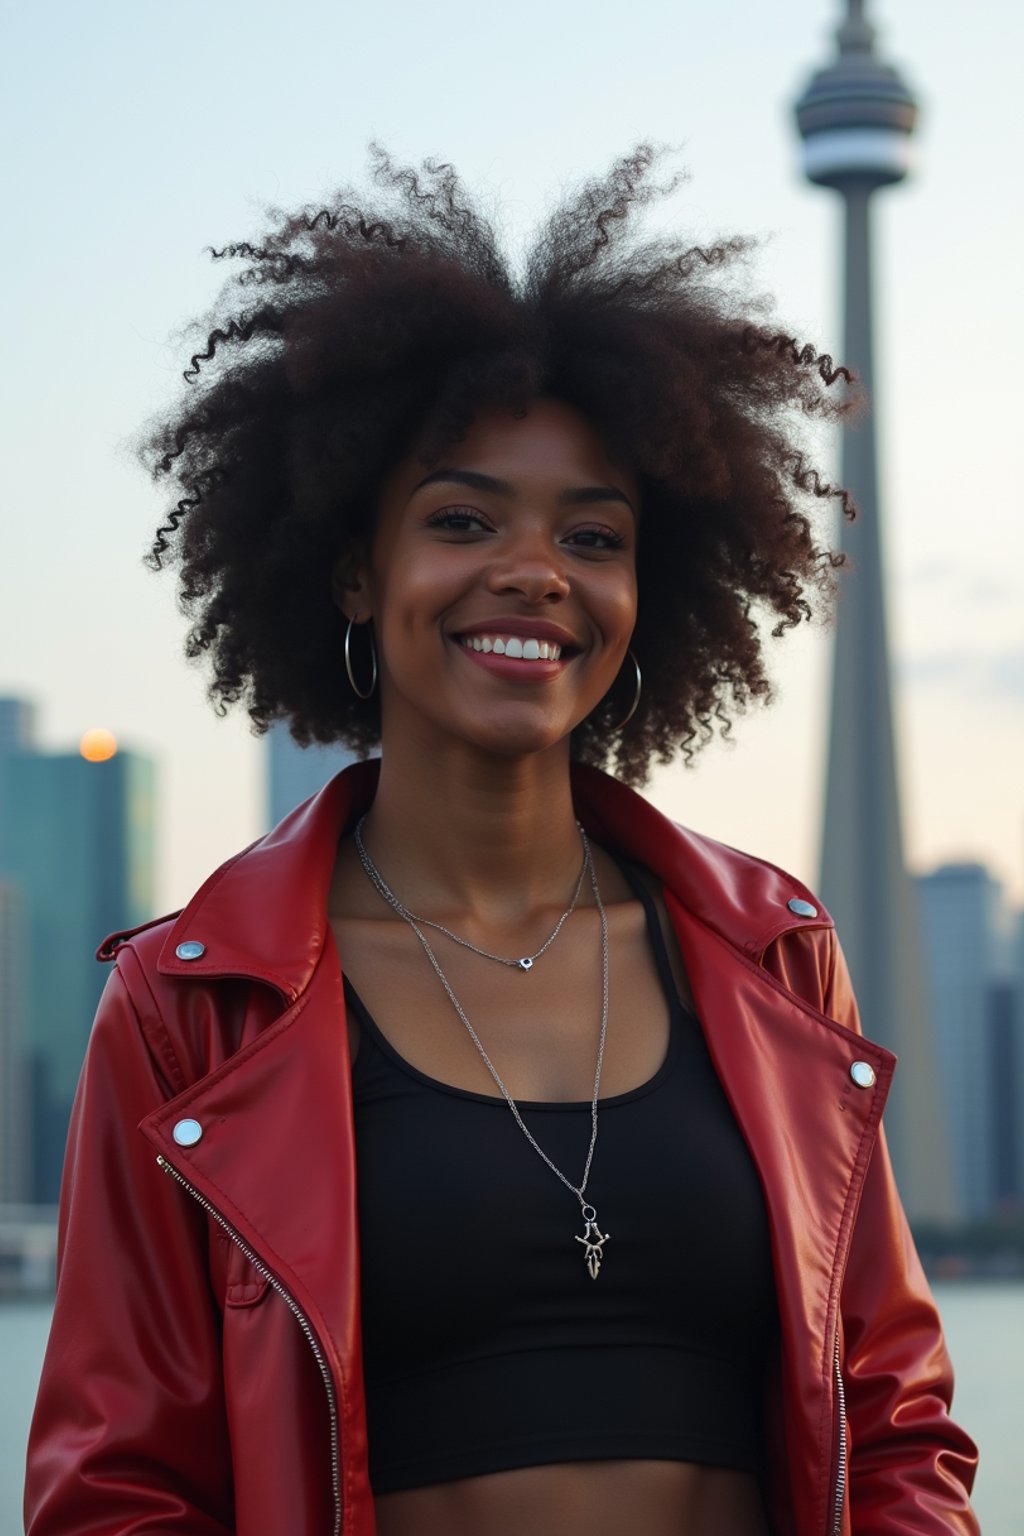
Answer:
[{"left": 3, "top": 0, "right": 1022, "bottom": 909}]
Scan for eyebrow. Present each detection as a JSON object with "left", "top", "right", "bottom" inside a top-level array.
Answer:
[{"left": 412, "top": 468, "right": 635, "bottom": 513}]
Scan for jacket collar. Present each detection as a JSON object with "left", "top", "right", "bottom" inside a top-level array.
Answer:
[{"left": 156, "top": 758, "right": 831, "bottom": 1000}]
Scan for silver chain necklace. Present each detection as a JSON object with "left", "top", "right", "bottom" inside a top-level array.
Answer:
[
  {"left": 353, "top": 822, "right": 612, "bottom": 1279},
  {"left": 354, "top": 816, "right": 589, "bottom": 973}
]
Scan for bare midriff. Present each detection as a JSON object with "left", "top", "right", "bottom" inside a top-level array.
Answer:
[{"left": 373, "top": 1459, "right": 771, "bottom": 1536}]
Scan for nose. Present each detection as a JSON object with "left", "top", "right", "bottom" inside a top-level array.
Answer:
[{"left": 485, "top": 527, "right": 571, "bottom": 605}]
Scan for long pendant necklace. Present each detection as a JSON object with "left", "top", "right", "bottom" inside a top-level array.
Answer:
[
  {"left": 354, "top": 816, "right": 590, "bottom": 973},
  {"left": 354, "top": 822, "right": 611, "bottom": 1279}
]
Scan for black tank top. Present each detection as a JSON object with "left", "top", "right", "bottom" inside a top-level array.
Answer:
[{"left": 348, "top": 861, "right": 777, "bottom": 1494}]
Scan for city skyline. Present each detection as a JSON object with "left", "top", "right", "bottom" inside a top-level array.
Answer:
[{"left": 4, "top": 682, "right": 1022, "bottom": 1228}]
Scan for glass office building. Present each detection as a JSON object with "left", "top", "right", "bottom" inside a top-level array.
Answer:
[
  {"left": 267, "top": 721, "right": 356, "bottom": 828},
  {"left": 0, "top": 729, "right": 155, "bottom": 1204}
]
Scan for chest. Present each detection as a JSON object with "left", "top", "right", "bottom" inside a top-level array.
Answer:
[{"left": 331, "top": 896, "right": 683, "bottom": 1102}]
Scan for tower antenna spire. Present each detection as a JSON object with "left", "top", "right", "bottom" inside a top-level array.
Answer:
[{"left": 838, "top": 0, "right": 874, "bottom": 54}]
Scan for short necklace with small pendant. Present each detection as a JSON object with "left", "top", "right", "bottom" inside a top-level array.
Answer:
[
  {"left": 356, "top": 822, "right": 590, "bottom": 973},
  {"left": 354, "top": 818, "right": 611, "bottom": 1279}
]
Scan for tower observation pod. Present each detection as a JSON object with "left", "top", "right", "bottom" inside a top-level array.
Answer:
[
  {"left": 793, "top": 3, "right": 956, "bottom": 1222},
  {"left": 796, "top": 0, "right": 918, "bottom": 189}
]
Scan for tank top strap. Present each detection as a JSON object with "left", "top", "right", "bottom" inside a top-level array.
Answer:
[
  {"left": 607, "top": 851, "right": 685, "bottom": 1012},
  {"left": 344, "top": 973, "right": 391, "bottom": 1067}
]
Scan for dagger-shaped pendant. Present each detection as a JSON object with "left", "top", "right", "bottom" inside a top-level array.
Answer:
[{"left": 575, "top": 1207, "right": 609, "bottom": 1279}]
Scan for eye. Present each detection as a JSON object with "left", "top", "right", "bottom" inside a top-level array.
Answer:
[
  {"left": 563, "top": 524, "right": 627, "bottom": 551},
  {"left": 424, "top": 506, "right": 493, "bottom": 535}
]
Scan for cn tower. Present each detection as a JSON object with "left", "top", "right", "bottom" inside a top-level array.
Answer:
[{"left": 795, "top": 1, "right": 955, "bottom": 1220}]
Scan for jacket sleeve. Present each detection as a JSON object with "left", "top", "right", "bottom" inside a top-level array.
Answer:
[
  {"left": 24, "top": 962, "right": 235, "bottom": 1535},
  {"left": 824, "top": 933, "right": 980, "bottom": 1535}
]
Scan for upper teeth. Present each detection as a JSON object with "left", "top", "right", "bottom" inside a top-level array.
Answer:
[{"left": 462, "top": 635, "right": 562, "bottom": 660}]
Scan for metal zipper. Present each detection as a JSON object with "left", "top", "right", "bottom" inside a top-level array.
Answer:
[
  {"left": 830, "top": 1331, "right": 848, "bottom": 1536},
  {"left": 157, "top": 1155, "right": 342, "bottom": 1536}
]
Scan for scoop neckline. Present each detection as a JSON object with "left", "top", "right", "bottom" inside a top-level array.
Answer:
[{"left": 344, "top": 975, "right": 689, "bottom": 1111}]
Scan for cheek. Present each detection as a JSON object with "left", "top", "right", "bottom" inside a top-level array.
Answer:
[
  {"left": 598, "top": 566, "right": 639, "bottom": 641},
  {"left": 372, "top": 560, "right": 461, "bottom": 674}
]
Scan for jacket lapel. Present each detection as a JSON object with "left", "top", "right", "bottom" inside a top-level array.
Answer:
[{"left": 667, "top": 898, "right": 893, "bottom": 1535}]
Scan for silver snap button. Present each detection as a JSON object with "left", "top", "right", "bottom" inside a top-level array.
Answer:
[
  {"left": 175, "top": 940, "right": 206, "bottom": 961},
  {"left": 787, "top": 897, "right": 818, "bottom": 918},
  {"left": 850, "top": 1061, "right": 876, "bottom": 1089},
  {"left": 172, "top": 1118, "right": 204, "bottom": 1147}
]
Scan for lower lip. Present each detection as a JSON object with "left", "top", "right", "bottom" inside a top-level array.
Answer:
[{"left": 456, "top": 642, "right": 571, "bottom": 683}]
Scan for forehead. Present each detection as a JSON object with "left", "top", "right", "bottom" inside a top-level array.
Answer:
[{"left": 382, "top": 397, "right": 639, "bottom": 509}]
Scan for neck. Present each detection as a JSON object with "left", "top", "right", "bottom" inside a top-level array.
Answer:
[{"left": 360, "top": 735, "right": 585, "bottom": 923}]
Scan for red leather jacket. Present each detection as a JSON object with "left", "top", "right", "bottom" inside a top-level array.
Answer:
[{"left": 25, "top": 761, "right": 978, "bottom": 1536}]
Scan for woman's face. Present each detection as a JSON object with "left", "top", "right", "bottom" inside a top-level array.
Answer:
[{"left": 339, "top": 397, "right": 639, "bottom": 763}]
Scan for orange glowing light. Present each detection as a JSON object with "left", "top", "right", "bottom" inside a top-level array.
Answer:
[{"left": 79, "top": 728, "right": 118, "bottom": 763}]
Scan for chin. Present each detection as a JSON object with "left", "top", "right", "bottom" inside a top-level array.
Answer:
[{"left": 456, "top": 715, "right": 574, "bottom": 761}]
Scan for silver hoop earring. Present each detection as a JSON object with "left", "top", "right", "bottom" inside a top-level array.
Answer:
[
  {"left": 344, "top": 617, "right": 378, "bottom": 700},
  {"left": 608, "top": 650, "right": 642, "bottom": 731}
]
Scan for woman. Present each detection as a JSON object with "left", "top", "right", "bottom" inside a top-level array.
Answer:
[{"left": 26, "top": 148, "right": 978, "bottom": 1536}]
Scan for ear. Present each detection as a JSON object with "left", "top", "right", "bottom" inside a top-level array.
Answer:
[{"left": 330, "top": 546, "right": 372, "bottom": 622}]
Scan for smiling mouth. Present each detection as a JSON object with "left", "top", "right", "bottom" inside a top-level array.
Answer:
[{"left": 459, "top": 634, "right": 565, "bottom": 661}]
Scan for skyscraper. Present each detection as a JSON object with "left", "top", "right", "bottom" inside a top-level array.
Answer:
[
  {"left": 0, "top": 877, "right": 30, "bottom": 1205},
  {"left": 794, "top": 1, "right": 954, "bottom": 1218},
  {"left": 917, "top": 864, "right": 1023, "bottom": 1218},
  {"left": 0, "top": 698, "right": 35, "bottom": 756},
  {"left": 267, "top": 722, "right": 356, "bottom": 828},
  {"left": 0, "top": 710, "right": 156, "bottom": 1204}
]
